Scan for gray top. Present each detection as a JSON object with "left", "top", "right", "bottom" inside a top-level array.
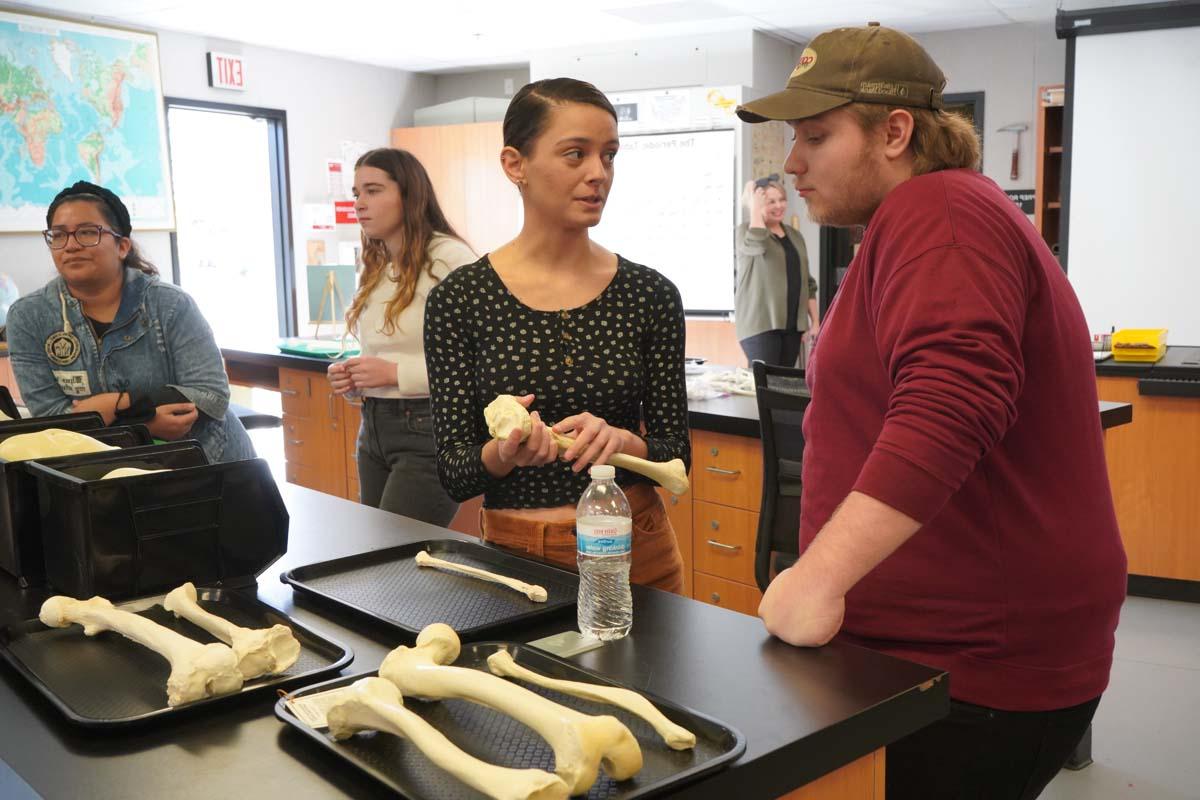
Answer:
[{"left": 734, "top": 222, "right": 817, "bottom": 340}]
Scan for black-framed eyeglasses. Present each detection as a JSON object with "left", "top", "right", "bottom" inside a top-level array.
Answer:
[
  {"left": 42, "top": 224, "right": 123, "bottom": 250},
  {"left": 755, "top": 173, "right": 780, "bottom": 188}
]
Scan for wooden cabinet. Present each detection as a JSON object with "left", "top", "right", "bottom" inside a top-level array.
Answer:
[
  {"left": 777, "top": 749, "right": 884, "bottom": 799},
  {"left": 688, "top": 430, "right": 765, "bottom": 614},
  {"left": 390, "top": 121, "right": 521, "bottom": 255},
  {"left": 280, "top": 367, "right": 348, "bottom": 497},
  {"left": 1035, "top": 84, "right": 1065, "bottom": 254},
  {"left": 1097, "top": 376, "right": 1200, "bottom": 581},
  {"left": 657, "top": 486, "right": 693, "bottom": 596}
]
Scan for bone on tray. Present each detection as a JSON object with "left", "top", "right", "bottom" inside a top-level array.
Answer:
[
  {"left": 414, "top": 550, "right": 548, "bottom": 602},
  {"left": 163, "top": 582, "right": 301, "bottom": 680},
  {"left": 327, "top": 676, "right": 570, "bottom": 800},
  {"left": 38, "top": 595, "right": 244, "bottom": 707},
  {"left": 483, "top": 394, "right": 690, "bottom": 496},
  {"left": 379, "top": 623, "right": 643, "bottom": 795}
]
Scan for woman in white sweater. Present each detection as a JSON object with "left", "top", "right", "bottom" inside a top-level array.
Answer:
[{"left": 327, "top": 148, "right": 477, "bottom": 524}]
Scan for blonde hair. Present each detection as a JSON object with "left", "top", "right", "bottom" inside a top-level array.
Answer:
[
  {"left": 344, "top": 148, "right": 463, "bottom": 337},
  {"left": 845, "top": 103, "right": 981, "bottom": 175},
  {"left": 742, "top": 178, "right": 788, "bottom": 213}
]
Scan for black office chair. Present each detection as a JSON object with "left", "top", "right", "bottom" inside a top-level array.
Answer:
[
  {"left": 229, "top": 401, "right": 281, "bottom": 431},
  {"left": 751, "top": 360, "right": 812, "bottom": 592}
]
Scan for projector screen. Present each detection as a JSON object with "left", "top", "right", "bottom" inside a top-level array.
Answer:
[
  {"left": 592, "top": 129, "right": 736, "bottom": 313},
  {"left": 1067, "top": 24, "right": 1200, "bottom": 344}
]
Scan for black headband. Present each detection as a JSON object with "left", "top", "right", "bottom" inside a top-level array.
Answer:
[{"left": 46, "top": 181, "right": 132, "bottom": 236}]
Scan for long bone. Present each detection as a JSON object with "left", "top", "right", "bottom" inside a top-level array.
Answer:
[
  {"left": 414, "top": 550, "right": 548, "bottom": 602},
  {"left": 163, "top": 582, "right": 301, "bottom": 679},
  {"left": 486, "top": 650, "right": 696, "bottom": 750},
  {"left": 327, "top": 677, "right": 570, "bottom": 800},
  {"left": 39, "top": 595, "right": 244, "bottom": 707},
  {"left": 379, "top": 623, "right": 643, "bottom": 795},
  {"left": 484, "top": 395, "right": 689, "bottom": 496}
]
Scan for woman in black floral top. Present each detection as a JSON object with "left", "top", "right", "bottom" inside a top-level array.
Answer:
[{"left": 425, "top": 78, "right": 689, "bottom": 592}]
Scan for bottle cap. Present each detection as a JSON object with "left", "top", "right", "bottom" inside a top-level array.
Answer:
[{"left": 589, "top": 464, "right": 616, "bottom": 480}]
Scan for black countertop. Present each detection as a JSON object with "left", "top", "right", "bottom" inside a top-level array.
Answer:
[
  {"left": 220, "top": 344, "right": 1135, "bottom": 439},
  {"left": 1094, "top": 345, "right": 1200, "bottom": 379},
  {"left": 0, "top": 484, "right": 947, "bottom": 800}
]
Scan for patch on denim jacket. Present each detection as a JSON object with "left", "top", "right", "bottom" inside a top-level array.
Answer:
[{"left": 52, "top": 370, "right": 91, "bottom": 397}]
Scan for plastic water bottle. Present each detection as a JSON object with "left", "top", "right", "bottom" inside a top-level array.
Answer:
[{"left": 576, "top": 465, "right": 633, "bottom": 640}]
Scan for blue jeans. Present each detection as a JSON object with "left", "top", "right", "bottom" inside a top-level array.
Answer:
[{"left": 357, "top": 397, "right": 458, "bottom": 527}]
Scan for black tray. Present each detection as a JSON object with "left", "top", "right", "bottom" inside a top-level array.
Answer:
[
  {"left": 0, "top": 586, "right": 353, "bottom": 728},
  {"left": 281, "top": 539, "right": 578, "bottom": 642},
  {"left": 276, "top": 641, "right": 746, "bottom": 799}
]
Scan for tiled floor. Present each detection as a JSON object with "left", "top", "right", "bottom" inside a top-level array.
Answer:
[{"left": 1042, "top": 596, "right": 1200, "bottom": 800}]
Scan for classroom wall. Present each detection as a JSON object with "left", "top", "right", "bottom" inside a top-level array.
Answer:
[
  {"left": 433, "top": 66, "right": 528, "bottom": 104},
  {"left": 1, "top": 20, "right": 434, "bottom": 331}
]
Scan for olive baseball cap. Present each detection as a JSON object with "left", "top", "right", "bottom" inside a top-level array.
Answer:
[{"left": 737, "top": 23, "right": 946, "bottom": 123}]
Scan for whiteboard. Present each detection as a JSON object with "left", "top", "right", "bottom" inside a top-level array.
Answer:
[
  {"left": 592, "top": 129, "right": 736, "bottom": 312},
  {"left": 1067, "top": 25, "right": 1200, "bottom": 344}
]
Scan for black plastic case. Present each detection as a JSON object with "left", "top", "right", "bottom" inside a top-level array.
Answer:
[{"left": 24, "top": 442, "right": 289, "bottom": 599}]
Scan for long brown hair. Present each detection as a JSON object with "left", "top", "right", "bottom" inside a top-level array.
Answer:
[
  {"left": 344, "top": 148, "right": 462, "bottom": 336},
  {"left": 845, "top": 104, "right": 981, "bottom": 175}
]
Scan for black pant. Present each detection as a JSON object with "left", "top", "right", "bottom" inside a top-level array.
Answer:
[
  {"left": 740, "top": 329, "right": 803, "bottom": 368},
  {"left": 887, "top": 695, "right": 1101, "bottom": 800}
]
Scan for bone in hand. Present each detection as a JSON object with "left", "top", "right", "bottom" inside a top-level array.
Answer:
[
  {"left": 414, "top": 550, "right": 548, "bottom": 603},
  {"left": 163, "top": 582, "right": 301, "bottom": 680},
  {"left": 0, "top": 428, "right": 116, "bottom": 462},
  {"left": 486, "top": 650, "right": 696, "bottom": 750},
  {"left": 484, "top": 394, "right": 690, "bottom": 495},
  {"left": 39, "top": 595, "right": 243, "bottom": 707},
  {"left": 328, "top": 677, "right": 569, "bottom": 800},
  {"left": 380, "top": 623, "right": 643, "bottom": 795}
]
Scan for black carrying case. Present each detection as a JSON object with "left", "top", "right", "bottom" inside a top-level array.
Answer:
[
  {"left": 22, "top": 442, "right": 289, "bottom": 599},
  {"left": 0, "top": 412, "right": 154, "bottom": 583}
]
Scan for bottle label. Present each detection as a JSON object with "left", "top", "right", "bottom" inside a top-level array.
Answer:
[{"left": 577, "top": 518, "right": 633, "bottom": 556}]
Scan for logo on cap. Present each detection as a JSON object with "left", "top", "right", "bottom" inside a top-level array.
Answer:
[{"left": 790, "top": 48, "right": 818, "bottom": 79}]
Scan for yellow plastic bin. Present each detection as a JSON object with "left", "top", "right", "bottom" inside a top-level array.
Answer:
[{"left": 1111, "top": 328, "right": 1168, "bottom": 362}]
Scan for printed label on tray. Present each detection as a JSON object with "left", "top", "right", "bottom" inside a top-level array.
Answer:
[
  {"left": 287, "top": 686, "right": 356, "bottom": 729},
  {"left": 577, "top": 518, "right": 632, "bottom": 556}
]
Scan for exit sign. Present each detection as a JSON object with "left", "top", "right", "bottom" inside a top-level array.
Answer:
[{"left": 207, "top": 52, "right": 246, "bottom": 91}]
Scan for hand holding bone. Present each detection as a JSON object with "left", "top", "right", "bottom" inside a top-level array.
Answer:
[
  {"left": 327, "top": 677, "right": 569, "bottom": 800},
  {"left": 380, "top": 623, "right": 643, "bottom": 795},
  {"left": 484, "top": 395, "right": 689, "bottom": 495},
  {"left": 415, "top": 550, "right": 547, "bottom": 602},
  {"left": 163, "top": 582, "right": 301, "bottom": 679},
  {"left": 487, "top": 650, "right": 696, "bottom": 750},
  {"left": 39, "top": 595, "right": 243, "bottom": 707}
]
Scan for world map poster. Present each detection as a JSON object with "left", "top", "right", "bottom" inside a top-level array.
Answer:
[{"left": 0, "top": 10, "right": 174, "bottom": 231}]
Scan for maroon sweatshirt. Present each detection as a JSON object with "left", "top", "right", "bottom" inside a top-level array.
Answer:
[{"left": 802, "top": 168, "right": 1127, "bottom": 711}]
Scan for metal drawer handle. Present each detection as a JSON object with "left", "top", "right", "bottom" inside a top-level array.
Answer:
[
  {"left": 705, "top": 466, "right": 741, "bottom": 476},
  {"left": 286, "top": 439, "right": 303, "bottom": 446},
  {"left": 707, "top": 539, "right": 742, "bottom": 552},
  {"left": 669, "top": 495, "right": 679, "bottom": 506},
  {"left": 710, "top": 592, "right": 721, "bottom": 602},
  {"left": 280, "top": 388, "right": 299, "bottom": 397}
]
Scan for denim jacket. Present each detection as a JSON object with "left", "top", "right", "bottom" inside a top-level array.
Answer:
[{"left": 6, "top": 268, "right": 254, "bottom": 463}]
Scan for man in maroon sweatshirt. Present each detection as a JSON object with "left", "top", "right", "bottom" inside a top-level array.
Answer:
[{"left": 737, "top": 23, "right": 1126, "bottom": 800}]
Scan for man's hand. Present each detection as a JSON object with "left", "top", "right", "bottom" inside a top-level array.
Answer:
[
  {"left": 146, "top": 403, "right": 198, "bottom": 440},
  {"left": 758, "top": 561, "right": 845, "bottom": 647}
]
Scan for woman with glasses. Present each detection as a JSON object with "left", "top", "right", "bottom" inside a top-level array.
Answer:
[
  {"left": 5, "top": 180, "right": 254, "bottom": 462},
  {"left": 735, "top": 174, "right": 819, "bottom": 367}
]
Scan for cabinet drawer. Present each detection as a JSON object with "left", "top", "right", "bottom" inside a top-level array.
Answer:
[
  {"left": 279, "top": 368, "right": 313, "bottom": 417},
  {"left": 693, "top": 430, "right": 762, "bottom": 511},
  {"left": 693, "top": 500, "right": 757, "bottom": 585},
  {"left": 657, "top": 487, "right": 692, "bottom": 596},
  {"left": 282, "top": 414, "right": 325, "bottom": 468},
  {"left": 285, "top": 461, "right": 323, "bottom": 493},
  {"left": 693, "top": 571, "right": 762, "bottom": 616}
]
